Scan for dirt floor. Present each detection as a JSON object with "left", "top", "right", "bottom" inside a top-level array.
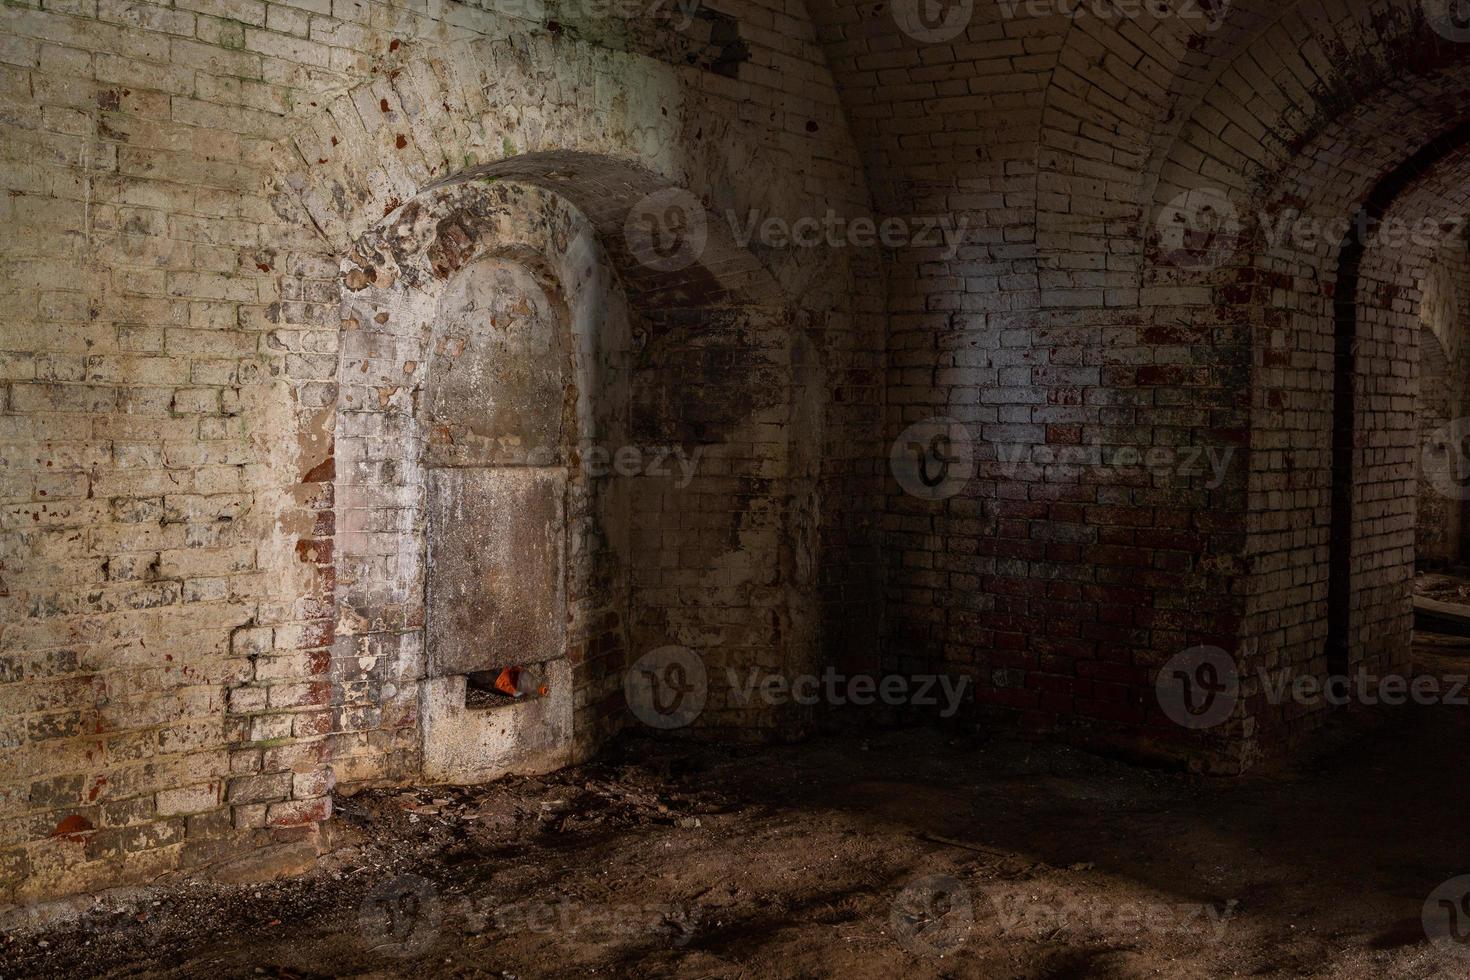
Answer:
[{"left": 8, "top": 635, "right": 1470, "bottom": 978}]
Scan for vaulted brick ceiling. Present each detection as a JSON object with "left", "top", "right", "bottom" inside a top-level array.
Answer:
[{"left": 802, "top": 0, "right": 1470, "bottom": 248}]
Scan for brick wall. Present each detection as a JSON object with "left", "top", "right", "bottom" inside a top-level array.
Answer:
[
  {"left": 0, "top": 0, "right": 879, "bottom": 903},
  {"left": 807, "top": 0, "right": 1470, "bottom": 770},
  {"left": 7, "top": 0, "right": 1470, "bottom": 906}
]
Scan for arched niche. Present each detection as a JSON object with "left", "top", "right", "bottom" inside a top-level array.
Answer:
[
  {"left": 334, "top": 177, "right": 633, "bottom": 784},
  {"left": 329, "top": 156, "right": 816, "bottom": 790}
]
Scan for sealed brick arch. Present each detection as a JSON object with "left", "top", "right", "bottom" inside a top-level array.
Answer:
[
  {"left": 333, "top": 180, "right": 622, "bottom": 789},
  {"left": 326, "top": 154, "right": 822, "bottom": 796}
]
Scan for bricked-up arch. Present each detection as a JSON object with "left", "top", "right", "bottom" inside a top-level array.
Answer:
[
  {"left": 322, "top": 157, "right": 825, "bottom": 788},
  {"left": 331, "top": 179, "right": 629, "bottom": 786}
]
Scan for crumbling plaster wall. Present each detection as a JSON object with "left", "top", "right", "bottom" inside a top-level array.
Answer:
[{"left": 0, "top": 0, "right": 879, "bottom": 905}]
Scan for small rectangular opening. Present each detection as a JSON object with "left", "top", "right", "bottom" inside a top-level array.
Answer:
[{"left": 464, "top": 665, "right": 551, "bottom": 710}]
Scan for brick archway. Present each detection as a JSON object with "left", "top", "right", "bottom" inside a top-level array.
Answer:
[{"left": 1130, "top": 57, "right": 1470, "bottom": 759}]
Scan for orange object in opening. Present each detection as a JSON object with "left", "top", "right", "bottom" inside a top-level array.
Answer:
[{"left": 494, "top": 666, "right": 523, "bottom": 697}]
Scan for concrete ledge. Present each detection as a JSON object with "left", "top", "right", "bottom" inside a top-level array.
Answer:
[
  {"left": 1414, "top": 595, "right": 1470, "bottom": 637},
  {"left": 421, "top": 661, "right": 574, "bottom": 785}
]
